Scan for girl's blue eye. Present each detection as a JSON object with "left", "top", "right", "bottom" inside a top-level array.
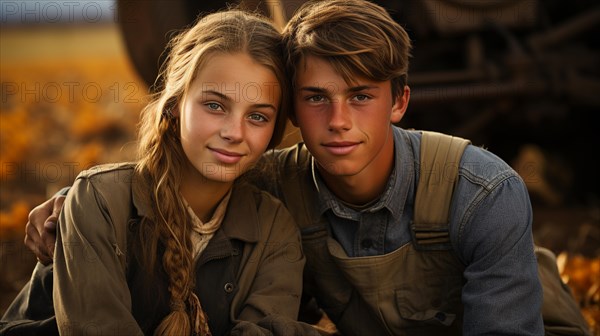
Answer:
[
  {"left": 206, "top": 102, "right": 222, "bottom": 110},
  {"left": 249, "top": 113, "right": 268, "bottom": 122}
]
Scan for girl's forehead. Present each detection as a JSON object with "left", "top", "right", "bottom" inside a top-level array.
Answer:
[{"left": 185, "top": 53, "right": 281, "bottom": 105}]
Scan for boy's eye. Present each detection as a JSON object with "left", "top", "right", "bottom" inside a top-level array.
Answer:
[
  {"left": 307, "top": 95, "right": 327, "bottom": 103},
  {"left": 353, "top": 94, "right": 370, "bottom": 101}
]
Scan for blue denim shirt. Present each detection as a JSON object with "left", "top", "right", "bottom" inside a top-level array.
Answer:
[{"left": 311, "top": 126, "right": 544, "bottom": 335}]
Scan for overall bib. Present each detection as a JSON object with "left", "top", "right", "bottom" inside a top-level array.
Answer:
[{"left": 278, "top": 133, "right": 469, "bottom": 335}]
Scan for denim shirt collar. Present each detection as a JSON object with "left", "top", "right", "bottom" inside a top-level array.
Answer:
[{"left": 312, "top": 126, "right": 415, "bottom": 220}]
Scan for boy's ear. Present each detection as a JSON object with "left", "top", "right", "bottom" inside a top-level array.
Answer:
[{"left": 390, "top": 86, "right": 410, "bottom": 123}]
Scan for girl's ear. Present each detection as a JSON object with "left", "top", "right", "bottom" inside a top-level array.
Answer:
[
  {"left": 289, "top": 112, "right": 298, "bottom": 127},
  {"left": 171, "top": 104, "right": 180, "bottom": 118},
  {"left": 390, "top": 86, "right": 410, "bottom": 124}
]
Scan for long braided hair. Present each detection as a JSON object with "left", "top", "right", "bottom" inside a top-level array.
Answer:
[{"left": 132, "top": 9, "right": 289, "bottom": 335}]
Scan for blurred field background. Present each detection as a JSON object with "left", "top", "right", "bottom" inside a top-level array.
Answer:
[
  {"left": 1, "top": 0, "right": 598, "bottom": 333},
  {"left": 1, "top": 18, "right": 145, "bottom": 313}
]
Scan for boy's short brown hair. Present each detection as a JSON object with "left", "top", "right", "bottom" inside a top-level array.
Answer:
[{"left": 282, "top": 0, "right": 412, "bottom": 98}]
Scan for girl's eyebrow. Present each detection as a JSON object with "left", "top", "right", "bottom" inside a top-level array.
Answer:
[
  {"left": 202, "top": 90, "right": 232, "bottom": 101},
  {"left": 202, "top": 90, "right": 277, "bottom": 112},
  {"left": 251, "top": 104, "right": 277, "bottom": 112}
]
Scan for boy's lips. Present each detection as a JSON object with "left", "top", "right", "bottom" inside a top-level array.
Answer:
[
  {"left": 322, "top": 141, "right": 360, "bottom": 155},
  {"left": 209, "top": 147, "right": 244, "bottom": 164}
]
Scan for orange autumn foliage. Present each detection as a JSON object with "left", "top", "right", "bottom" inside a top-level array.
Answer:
[
  {"left": 558, "top": 254, "right": 600, "bottom": 334},
  {"left": 0, "top": 201, "right": 30, "bottom": 236}
]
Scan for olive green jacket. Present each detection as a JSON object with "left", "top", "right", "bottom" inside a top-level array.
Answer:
[{"left": 53, "top": 163, "right": 316, "bottom": 335}]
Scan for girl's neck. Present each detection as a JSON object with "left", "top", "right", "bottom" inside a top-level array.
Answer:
[{"left": 179, "top": 167, "right": 233, "bottom": 223}]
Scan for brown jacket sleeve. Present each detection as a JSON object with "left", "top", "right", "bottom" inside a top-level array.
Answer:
[{"left": 53, "top": 173, "right": 143, "bottom": 336}]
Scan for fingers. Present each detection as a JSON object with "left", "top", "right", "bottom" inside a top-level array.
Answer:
[
  {"left": 41, "top": 195, "right": 66, "bottom": 259},
  {"left": 47, "top": 194, "right": 65, "bottom": 229},
  {"left": 24, "top": 196, "right": 59, "bottom": 265},
  {"left": 24, "top": 220, "right": 52, "bottom": 265}
]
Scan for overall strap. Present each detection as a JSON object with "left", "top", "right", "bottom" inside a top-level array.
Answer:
[{"left": 412, "top": 131, "right": 470, "bottom": 250}]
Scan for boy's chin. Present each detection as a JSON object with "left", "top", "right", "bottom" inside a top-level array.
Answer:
[{"left": 315, "top": 160, "right": 363, "bottom": 178}]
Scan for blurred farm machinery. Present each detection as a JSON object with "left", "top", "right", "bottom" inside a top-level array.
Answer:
[{"left": 118, "top": 0, "right": 599, "bottom": 210}]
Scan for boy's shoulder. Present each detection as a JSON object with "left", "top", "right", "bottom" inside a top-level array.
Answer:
[
  {"left": 402, "top": 128, "right": 518, "bottom": 183},
  {"left": 459, "top": 141, "right": 519, "bottom": 186}
]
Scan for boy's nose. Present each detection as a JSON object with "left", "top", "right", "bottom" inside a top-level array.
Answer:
[{"left": 328, "top": 102, "right": 352, "bottom": 131}]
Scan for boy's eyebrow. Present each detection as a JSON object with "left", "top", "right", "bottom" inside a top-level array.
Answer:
[
  {"left": 298, "top": 85, "right": 379, "bottom": 94},
  {"left": 347, "top": 85, "right": 378, "bottom": 93},
  {"left": 202, "top": 90, "right": 276, "bottom": 111},
  {"left": 298, "top": 86, "right": 328, "bottom": 93}
]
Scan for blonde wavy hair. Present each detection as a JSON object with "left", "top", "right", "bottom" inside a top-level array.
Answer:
[
  {"left": 132, "top": 9, "right": 289, "bottom": 336},
  {"left": 282, "top": 0, "right": 412, "bottom": 103}
]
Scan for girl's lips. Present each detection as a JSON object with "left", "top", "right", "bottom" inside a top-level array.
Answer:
[
  {"left": 209, "top": 148, "right": 244, "bottom": 164},
  {"left": 322, "top": 142, "right": 359, "bottom": 155}
]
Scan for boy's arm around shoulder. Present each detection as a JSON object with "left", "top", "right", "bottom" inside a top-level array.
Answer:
[{"left": 453, "top": 146, "right": 544, "bottom": 335}]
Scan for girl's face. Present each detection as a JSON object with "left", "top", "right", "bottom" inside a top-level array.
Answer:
[{"left": 177, "top": 52, "right": 281, "bottom": 184}]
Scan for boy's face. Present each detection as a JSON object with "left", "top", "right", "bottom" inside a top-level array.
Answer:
[{"left": 293, "top": 55, "right": 409, "bottom": 179}]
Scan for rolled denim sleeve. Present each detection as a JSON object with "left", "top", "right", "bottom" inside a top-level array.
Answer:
[{"left": 455, "top": 173, "right": 544, "bottom": 335}]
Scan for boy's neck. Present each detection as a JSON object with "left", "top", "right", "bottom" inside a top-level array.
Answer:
[
  {"left": 317, "top": 143, "right": 395, "bottom": 206},
  {"left": 319, "top": 171, "right": 390, "bottom": 205}
]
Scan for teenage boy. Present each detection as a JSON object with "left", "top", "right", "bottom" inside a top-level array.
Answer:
[{"left": 16, "top": 0, "right": 544, "bottom": 335}]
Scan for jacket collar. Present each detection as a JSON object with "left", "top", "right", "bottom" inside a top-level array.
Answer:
[
  {"left": 219, "top": 182, "right": 260, "bottom": 243},
  {"left": 131, "top": 177, "right": 260, "bottom": 243}
]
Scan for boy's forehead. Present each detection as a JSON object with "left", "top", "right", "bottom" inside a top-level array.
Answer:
[
  {"left": 296, "top": 56, "right": 349, "bottom": 81},
  {"left": 295, "top": 55, "right": 373, "bottom": 89},
  {"left": 296, "top": 55, "right": 333, "bottom": 74}
]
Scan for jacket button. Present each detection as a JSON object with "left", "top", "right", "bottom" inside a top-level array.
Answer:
[
  {"left": 224, "top": 283, "right": 234, "bottom": 293},
  {"left": 232, "top": 248, "right": 240, "bottom": 256}
]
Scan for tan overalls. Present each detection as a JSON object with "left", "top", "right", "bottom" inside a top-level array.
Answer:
[{"left": 272, "top": 133, "right": 470, "bottom": 335}]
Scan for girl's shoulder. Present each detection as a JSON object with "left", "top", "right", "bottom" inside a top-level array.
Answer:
[
  {"left": 232, "top": 182, "right": 287, "bottom": 215},
  {"left": 76, "top": 162, "right": 137, "bottom": 182},
  {"left": 228, "top": 182, "right": 299, "bottom": 240}
]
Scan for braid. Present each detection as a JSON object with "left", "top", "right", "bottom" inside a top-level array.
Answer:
[
  {"left": 135, "top": 99, "right": 212, "bottom": 335},
  {"left": 132, "top": 9, "right": 289, "bottom": 336},
  {"left": 153, "top": 217, "right": 197, "bottom": 336}
]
